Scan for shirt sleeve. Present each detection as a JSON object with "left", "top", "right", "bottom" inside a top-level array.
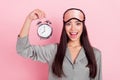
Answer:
[
  {"left": 16, "top": 36, "right": 57, "bottom": 63},
  {"left": 91, "top": 48, "right": 102, "bottom": 80}
]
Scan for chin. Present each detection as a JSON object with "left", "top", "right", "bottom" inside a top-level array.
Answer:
[{"left": 69, "top": 37, "right": 80, "bottom": 42}]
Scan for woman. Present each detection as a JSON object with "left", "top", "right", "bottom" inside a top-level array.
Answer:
[{"left": 16, "top": 8, "right": 102, "bottom": 80}]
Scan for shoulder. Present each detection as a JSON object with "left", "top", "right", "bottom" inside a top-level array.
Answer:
[
  {"left": 42, "top": 43, "right": 58, "bottom": 52},
  {"left": 39, "top": 43, "right": 58, "bottom": 62},
  {"left": 93, "top": 47, "right": 102, "bottom": 61},
  {"left": 43, "top": 43, "right": 58, "bottom": 49}
]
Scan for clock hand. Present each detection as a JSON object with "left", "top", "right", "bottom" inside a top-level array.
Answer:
[
  {"left": 44, "top": 25, "right": 45, "bottom": 32},
  {"left": 42, "top": 25, "right": 45, "bottom": 33}
]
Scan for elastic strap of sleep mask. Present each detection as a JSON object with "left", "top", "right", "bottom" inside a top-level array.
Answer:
[{"left": 64, "top": 17, "right": 85, "bottom": 24}]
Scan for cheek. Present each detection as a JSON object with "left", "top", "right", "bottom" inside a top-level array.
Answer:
[
  {"left": 78, "top": 25, "right": 83, "bottom": 31},
  {"left": 65, "top": 26, "right": 70, "bottom": 33},
  {"left": 78, "top": 26, "right": 83, "bottom": 35}
]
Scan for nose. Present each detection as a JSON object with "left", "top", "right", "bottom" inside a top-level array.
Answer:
[{"left": 71, "top": 24, "right": 75, "bottom": 31}]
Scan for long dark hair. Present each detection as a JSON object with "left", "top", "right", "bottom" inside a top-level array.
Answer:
[{"left": 52, "top": 8, "right": 97, "bottom": 78}]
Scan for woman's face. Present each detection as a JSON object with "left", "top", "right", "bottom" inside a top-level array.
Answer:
[
  {"left": 64, "top": 10, "right": 84, "bottom": 42},
  {"left": 65, "top": 19, "right": 83, "bottom": 41}
]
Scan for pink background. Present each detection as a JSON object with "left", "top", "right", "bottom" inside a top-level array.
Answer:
[{"left": 0, "top": 0, "right": 120, "bottom": 80}]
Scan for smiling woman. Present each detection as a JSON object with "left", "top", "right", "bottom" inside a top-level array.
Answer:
[
  {"left": 65, "top": 19, "right": 83, "bottom": 41},
  {"left": 16, "top": 8, "right": 102, "bottom": 80}
]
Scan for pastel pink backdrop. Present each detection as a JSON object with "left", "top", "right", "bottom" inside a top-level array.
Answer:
[{"left": 0, "top": 0, "right": 120, "bottom": 80}]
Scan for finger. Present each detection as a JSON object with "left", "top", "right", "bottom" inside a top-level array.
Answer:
[
  {"left": 42, "top": 11, "right": 46, "bottom": 18},
  {"left": 34, "top": 13, "right": 39, "bottom": 19},
  {"left": 33, "top": 9, "right": 41, "bottom": 18},
  {"left": 35, "top": 9, "right": 45, "bottom": 19}
]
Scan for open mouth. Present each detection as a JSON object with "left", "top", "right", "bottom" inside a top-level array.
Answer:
[{"left": 69, "top": 32, "right": 78, "bottom": 38}]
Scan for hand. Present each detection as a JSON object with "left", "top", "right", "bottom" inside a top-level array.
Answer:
[
  {"left": 26, "top": 9, "right": 46, "bottom": 22},
  {"left": 19, "top": 9, "right": 46, "bottom": 38}
]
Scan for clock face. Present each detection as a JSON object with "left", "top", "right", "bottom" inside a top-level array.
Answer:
[{"left": 37, "top": 24, "right": 52, "bottom": 38}]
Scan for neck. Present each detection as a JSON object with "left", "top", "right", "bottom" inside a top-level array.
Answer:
[{"left": 68, "top": 40, "right": 81, "bottom": 48}]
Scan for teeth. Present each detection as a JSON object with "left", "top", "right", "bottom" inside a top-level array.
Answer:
[{"left": 70, "top": 32, "right": 77, "bottom": 35}]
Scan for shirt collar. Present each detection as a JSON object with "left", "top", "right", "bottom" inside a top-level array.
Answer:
[{"left": 65, "top": 46, "right": 86, "bottom": 64}]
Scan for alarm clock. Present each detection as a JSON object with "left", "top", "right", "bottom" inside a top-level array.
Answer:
[{"left": 37, "top": 19, "right": 53, "bottom": 39}]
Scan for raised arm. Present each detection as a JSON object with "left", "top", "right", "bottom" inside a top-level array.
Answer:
[
  {"left": 16, "top": 9, "right": 57, "bottom": 63},
  {"left": 19, "top": 9, "right": 45, "bottom": 38}
]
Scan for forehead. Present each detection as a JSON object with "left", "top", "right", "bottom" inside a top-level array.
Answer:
[
  {"left": 66, "top": 19, "right": 81, "bottom": 23},
  {"left": 63, "top": 10, "right": 84, "bottom": 22}
]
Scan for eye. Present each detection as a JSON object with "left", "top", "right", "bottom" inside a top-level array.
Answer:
[
  {"left": 76, "top": 22, "right": 82, "bottom": 26},
  {"left": 65, "top": 22, "right": 71, "bottom": 26}
]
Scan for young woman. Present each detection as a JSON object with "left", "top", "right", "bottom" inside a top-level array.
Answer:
[{"left": 16, "top": 8, "right": 102, "bottom": 80}]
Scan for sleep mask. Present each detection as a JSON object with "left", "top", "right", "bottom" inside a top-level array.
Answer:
[{"left": 63, "top": 8, "right": 85, "bottom": 23}]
